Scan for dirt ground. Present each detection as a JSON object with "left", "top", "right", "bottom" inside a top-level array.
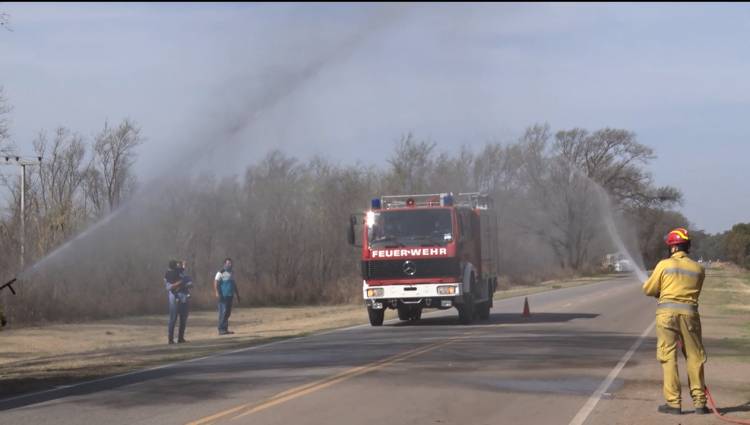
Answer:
[{"left": 0, "top": 275, "right": 614, "bottom": 398}]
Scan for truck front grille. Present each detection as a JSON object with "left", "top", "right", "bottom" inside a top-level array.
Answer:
[{"left": 361, "top": 258, "right": 460, "bottom": 280}]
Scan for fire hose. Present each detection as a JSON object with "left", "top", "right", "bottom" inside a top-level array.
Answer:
[
  {"left": 1, "top": 277, "right": 17, "bottom": 294},
  {"left": 672, "top": 337, "right": 750, "bottom": 423},
  {"left": 705, "top": 385, "right": 750, "bottom": 425}
]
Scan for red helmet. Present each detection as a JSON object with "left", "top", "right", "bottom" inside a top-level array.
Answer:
[{"left": 666, "top": 228, "right": 690, "bottom": 246}]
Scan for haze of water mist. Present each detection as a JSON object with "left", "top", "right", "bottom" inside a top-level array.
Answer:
[{"left": 16, "top": 7, "right": 409, "bottom": 281}]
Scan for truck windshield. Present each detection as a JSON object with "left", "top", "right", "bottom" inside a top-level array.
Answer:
[{"left": 368, "top": 209, "right": 453, "bottom": 248}]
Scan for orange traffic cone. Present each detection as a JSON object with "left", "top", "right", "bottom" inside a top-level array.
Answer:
[{"left": 522, "top": 297, "right": 531, "bottom": 317}]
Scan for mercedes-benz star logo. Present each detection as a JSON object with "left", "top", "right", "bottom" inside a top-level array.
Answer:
[{"left": 402, "top": 260, "right": 417, "bottom": 276}]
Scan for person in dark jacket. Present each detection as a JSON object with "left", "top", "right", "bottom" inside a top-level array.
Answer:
[{"left": 165, "top": 260, "right": 192, "bottom": 344}]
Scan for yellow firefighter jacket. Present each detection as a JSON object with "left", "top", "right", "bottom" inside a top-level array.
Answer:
[{"left": 642, "top": 251, "right": 705, "bottom": 306}]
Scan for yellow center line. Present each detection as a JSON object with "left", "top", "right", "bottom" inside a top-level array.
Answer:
[{"left": 186, "top": 331, "right": 483, "bottom": 425}]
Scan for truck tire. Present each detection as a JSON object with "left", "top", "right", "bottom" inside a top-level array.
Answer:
[
  {"left": 477, "top": 300, "right": 490, "bottom": 320},
  {"left": 458, "top": 292, "right": 475, "bottom": 324},
  {"left": 368, "top": 307, "right": 385, "bottom": 326},
  {"left": 397, "top": 305, "right": 410, "bottom": 321},
  {"left": 489, "top": 278, "right": 496, "bottom": 308},
  {"left": 411, "top": 306, "right": 422, "bottom": 321},
  {"left": 477, "top": 281, "right": 492, "bottom": 320}
]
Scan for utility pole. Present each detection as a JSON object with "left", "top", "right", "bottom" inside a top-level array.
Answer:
[{"left": 2, "top": 155, "right": 42, "bottom": 270}]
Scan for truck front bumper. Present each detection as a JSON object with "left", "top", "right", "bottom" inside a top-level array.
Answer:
[{"left": 363, "top": 281, "right": 464, "bottom": 309}]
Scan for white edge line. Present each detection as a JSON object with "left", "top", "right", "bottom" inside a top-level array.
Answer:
[{"left": 567, "top": 319, "right": 656, "bottom": 425}]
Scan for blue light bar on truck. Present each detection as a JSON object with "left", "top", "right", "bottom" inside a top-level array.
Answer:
[
  {"left": 371, "top": 198, "right": 382, "bottom": 209},
  {"left": 442, "top": 194, "right": 454, "bottom": 206}
]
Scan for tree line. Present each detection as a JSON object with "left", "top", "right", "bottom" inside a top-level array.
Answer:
[
  {"left": 691, "top": 225, "right": 750, "bottom": 269},
  {"left": 0, "top": 87, "right": 730, "bottom": 324}
]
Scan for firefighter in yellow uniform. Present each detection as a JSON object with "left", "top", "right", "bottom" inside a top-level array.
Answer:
[{"left": 642, "top": 227, "right": 709, "bottom": 415}]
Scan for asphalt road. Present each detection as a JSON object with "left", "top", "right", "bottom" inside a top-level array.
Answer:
[{"left": 0, "top": 276, "right": 662, "bottom": 425}]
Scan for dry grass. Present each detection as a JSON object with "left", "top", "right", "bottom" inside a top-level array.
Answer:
[{"left": 699, "top": 264, "right": 750, "bottom": 344}]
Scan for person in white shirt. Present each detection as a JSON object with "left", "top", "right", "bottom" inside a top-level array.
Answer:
[{"left": 214, "top": 258, "right": 241, "bottom": 335}]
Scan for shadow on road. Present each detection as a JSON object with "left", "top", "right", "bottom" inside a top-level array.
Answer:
[
  {"left": 392, "top": 312, "right": 599, "bottom": 327},
  {"left": 718, "top": 401, "right": 750, "bottom": 414}
]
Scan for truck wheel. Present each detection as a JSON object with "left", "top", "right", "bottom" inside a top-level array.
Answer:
[
  {"left": 489, "top": 278, "right": 496, "bottom": 308},
  {"left": 397, "top": 305, "right": 410, "bottom": 321},
  {"left": 478, "top": 281, "right": 492, "bottom": 319},
  {"left": 458, "top": 292, "right": 475, "bottom": 324},
  {"left": 477, "top": 300, "right": 490, "bottom": 320},
  {"left": 368, "top": 307, "right": 385, "bottom": 326},
  {"left": 410, "top": 306, "right": 422, "bottom": 321}
]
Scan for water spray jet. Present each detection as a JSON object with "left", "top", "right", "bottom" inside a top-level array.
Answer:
[
  {"left": 565, "top": 164, "right": 650, "bottom": 283},
  {"left": 3, "top": 8, "right": 410, "bottom": 304}
]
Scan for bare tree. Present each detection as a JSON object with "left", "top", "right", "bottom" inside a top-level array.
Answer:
[
  {"left": 83, "top": 166, "right": 105, "bottom": 217},
  {"left": 0, "top": 10, "right": 10, "bottom": 32},
  {"left": 0, "top": 86, "right": 11, "bottom": 149},
  {"left": 553, "top": 128, "right": 658, "bottom": 207},
  {"left": 91, "top": 119, "right": 143, "bottom": 213},
  {"left": 386, "top": 134, "right": 436, "bottom": 193},
  {"left": 472, "top": 142, "right": 524, "bottom": 194},
  {"left": 30, "top": 128, "right": 88, "bottom": 251},
  {"left": 523, "top": 152, "right": 601, "bottom": 269}
]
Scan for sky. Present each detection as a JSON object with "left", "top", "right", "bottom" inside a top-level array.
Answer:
[{"left": 1, "top": 3, "right": 748, "bottom": 233}]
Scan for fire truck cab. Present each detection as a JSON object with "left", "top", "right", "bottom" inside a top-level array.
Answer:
[{"left": 348, "top": 193, "right": 498, "bottom": 326}]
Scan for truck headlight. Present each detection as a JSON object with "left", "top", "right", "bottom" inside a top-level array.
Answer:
[
  {"left": 367, "top": 288, "right": 384, "bottom": 297},
  {"left": 437, "top": 285, "right": 457, "bottom": 295}
]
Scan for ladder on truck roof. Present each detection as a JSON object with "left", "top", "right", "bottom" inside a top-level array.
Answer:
[
  {"left": 457, "top": 192, "right": 493, "bottom": 210},
  {"left": 379, "top": 192, "right": 492, "bottom": 210}
]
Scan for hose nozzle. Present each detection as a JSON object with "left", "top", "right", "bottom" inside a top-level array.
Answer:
[{"left": 1, "top": 278, "right": 17, "bottom": 295}]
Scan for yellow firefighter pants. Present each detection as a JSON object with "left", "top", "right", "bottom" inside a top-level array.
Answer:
[{"left": 655, "top": 309, "right": 707, "bottom": 408}]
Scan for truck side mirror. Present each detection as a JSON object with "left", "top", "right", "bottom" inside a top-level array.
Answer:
[{"left": 347, "top": 214, "right": 360, "bottom": 247}]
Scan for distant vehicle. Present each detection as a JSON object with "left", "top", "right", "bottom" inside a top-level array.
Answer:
[
  {"left": 348, "top": 192, "right": 498, "bottom": 326},
  {"left": 603, "top": 253, "right": 634, "bottom": 273},
  {"left": 614, "top": 259, "right": 634, "bottom": 273}
]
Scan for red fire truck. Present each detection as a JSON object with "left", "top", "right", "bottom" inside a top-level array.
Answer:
[{"left": 348, "top": 193, "right": 498, "bottom": 326}]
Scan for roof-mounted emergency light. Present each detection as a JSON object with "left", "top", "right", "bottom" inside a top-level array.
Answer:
[
  {"left": 406, "top": 198, "right": 416, "bottom": 207},
  {"left": 442, "top": 193, "right": 454, "bottom": 206},
  {"left": 371, "top": 198, "right": 381, "bottom": 210}
]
